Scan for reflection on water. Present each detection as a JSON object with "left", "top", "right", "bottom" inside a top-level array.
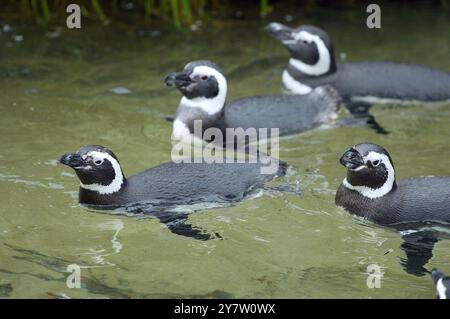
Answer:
[
  {"left": 80, "top": 219, "right": 124, "bottom": 267},
  {"left": 0, "top": 173, "right": 64, "bottom": 189},
  {"left": 0, "top": 3, "right": 450, "bottom": 298}
]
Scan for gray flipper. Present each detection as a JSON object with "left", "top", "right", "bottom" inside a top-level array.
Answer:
[
  {"left": 126, "top": 205, "right": 221, "bottom": 241},
  {"left": 153, "top": 211, "right": 219, "bottom": 241},
  {"left": 340, "top": 99, "right": 389, "bottom": 135}
]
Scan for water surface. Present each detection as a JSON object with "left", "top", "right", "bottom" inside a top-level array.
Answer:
[{"left": 1, "top": 4, "right": 450, "bottom": 298}]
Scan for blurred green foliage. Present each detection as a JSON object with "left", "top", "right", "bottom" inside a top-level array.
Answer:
[{"left": 2, "top": 0, "right": 448, "bottom": 28}]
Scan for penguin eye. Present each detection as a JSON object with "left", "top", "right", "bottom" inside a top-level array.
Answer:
[
  {"left": 200, "top": 75, "right": 209, "bottom": 81},
  {"left": 93, "top": 159, "right": 104, "bottom": 166},
  {"left": 372, "top": 160, "right": 380, "bottom": 167},
  {"left": 302, "top": 40, "right": 309, "bottom": 44}
]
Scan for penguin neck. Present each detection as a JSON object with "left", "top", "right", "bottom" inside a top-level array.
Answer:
[
  {"left": 282, "top": 69, "right": 312, "bottom": 94},
  {"left": 78, "top": 180, "right": 127, "bottom": 207},
  {"left": 78, "top": 164, "right": 127, "bottom": 205},
  {"left": 173, "top": 97, "right": 226, "bottom": 143},
  {"left": 180, "top": 83, "right": 227, "bottom": 116},
  {"left": 283, "top": 57, "right": 336, "bottom": 95},
  {"left": 287, "top": 55, "right": 336, "bottom": 79},
  {"left": 289, "top": 29, "right": 337, "bottom": 77},
  {"left": 79, "top": 175, "right": 128, "bottom": 206},
  {"left": 343, "top": 171, "right": 397, "bottom": 200}
]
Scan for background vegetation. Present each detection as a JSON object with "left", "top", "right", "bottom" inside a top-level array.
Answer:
[{"left": 0, "top": 0, "right": 449, "bottom": 28}]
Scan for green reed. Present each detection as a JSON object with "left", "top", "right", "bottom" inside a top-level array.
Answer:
[{"left": 2, "top": 0, "right": 448, "bottom": 28}]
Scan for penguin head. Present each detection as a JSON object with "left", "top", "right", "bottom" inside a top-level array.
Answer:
[
  {"left": 165, "top": 60, "right": 228, "bottom": 143},
  {"left": 339, "top": 143, "right": 397, "bottom": 199},
  {"left": 432, "top": 268, "right": 450, "bottom": 299},
  {"left": 266, "top": 23, "right": 336, "bottom": 76},
  {"left": 59, "top": 145, "right": 125, "bottom": 195},
  {"left": 165, "top": 60, "right": 227, "bottom": 114}
]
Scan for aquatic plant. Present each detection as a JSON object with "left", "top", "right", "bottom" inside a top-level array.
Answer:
[
  {"left": 5, "top": 0, "right": 203, "bottom": 26},
  {"left": 2, "top": 0, "right": 448, "bottom": 28}
]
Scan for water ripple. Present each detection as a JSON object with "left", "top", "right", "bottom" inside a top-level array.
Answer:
[{"left": 0, "top": 174, "right": 64, "bottom": 189}]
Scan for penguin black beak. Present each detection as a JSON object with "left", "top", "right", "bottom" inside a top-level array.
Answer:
[
  {"left": 340, "top": 148, "right": 365, "bottom": 170},
  {"left": 59, "top": 153, "right": 85, "bottom": 169},
  {"left": 164, "top": 71, "right": 191, "bottom": 88},
  {"left": 265, "top": 22, "right": 294, "bottom": 42}
]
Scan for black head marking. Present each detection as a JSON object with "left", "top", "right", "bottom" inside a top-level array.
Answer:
[
  {"left": 340, "top": 143, "right": 396, "bottom": 190},
  {"left": 352, "top": 143, "right": 391, "bottom": 160},
  {"left": 267, "top": 23, "right": 336, "bottom": 73},
  {"left": 184, "top": 60, "right": 224, "bottom": 75},
  {"left": 292, "top": 25, "right": 335, "bottom": 68},
  {"left": 165, "top": 60, "right": 224, "bottom": 99},
  {"left": 294, "top": 26, "right": 332, "bottom": 45},
  {"left": 76, "top": 145, "right": 120, "bottom": 162}
]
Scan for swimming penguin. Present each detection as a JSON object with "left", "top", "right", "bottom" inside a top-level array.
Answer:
[
  {"left": 431, "top": 269, "right": 450, "bottom": 299},
  {"left": 335, "top": 143, "right": 450, "bottom": 225},
  {"left": 59, "top": 145, "right": 286, "bottom": 239},
  {"left": 335, "top": 142, "right": 450, "bottom": 275},
  {"left": 164, "top": 60, "right": 340, "bottom": 146},
  {"left": 266, "top": 23, "right": 450, "bottom": 103}
]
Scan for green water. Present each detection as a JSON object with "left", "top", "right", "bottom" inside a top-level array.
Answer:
[{"left": 1, "top": 4, "right": 450, "bottom": 298}]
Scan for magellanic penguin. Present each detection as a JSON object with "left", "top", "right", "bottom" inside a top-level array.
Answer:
[
  {"left": 59, "top": 145, "right": 287, "bottom": 240},
  {"left": 266, "top": 23, "right": 450, "bottom": 103},
  {"left": 335, "top": 143, "right": 450, "bottom": 276},
  {"left": 164, "top": 60, "right": 340, "bottom": 146},
  {"left": 431, "top": 269, "right": 450, "bottom": 299}
]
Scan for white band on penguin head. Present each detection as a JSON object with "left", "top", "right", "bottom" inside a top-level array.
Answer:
[
  {"left": 342, "top": 152, "right": 395, "bottom": 199},
  {"left": 180, "top": 65, "right": 227, "bottom": 116},
  {"left": 288, "top": 31, "right": 331, "bottom": 76},
  {"left": 80, "top": 151, "right": 124, "bottom": 195}
]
